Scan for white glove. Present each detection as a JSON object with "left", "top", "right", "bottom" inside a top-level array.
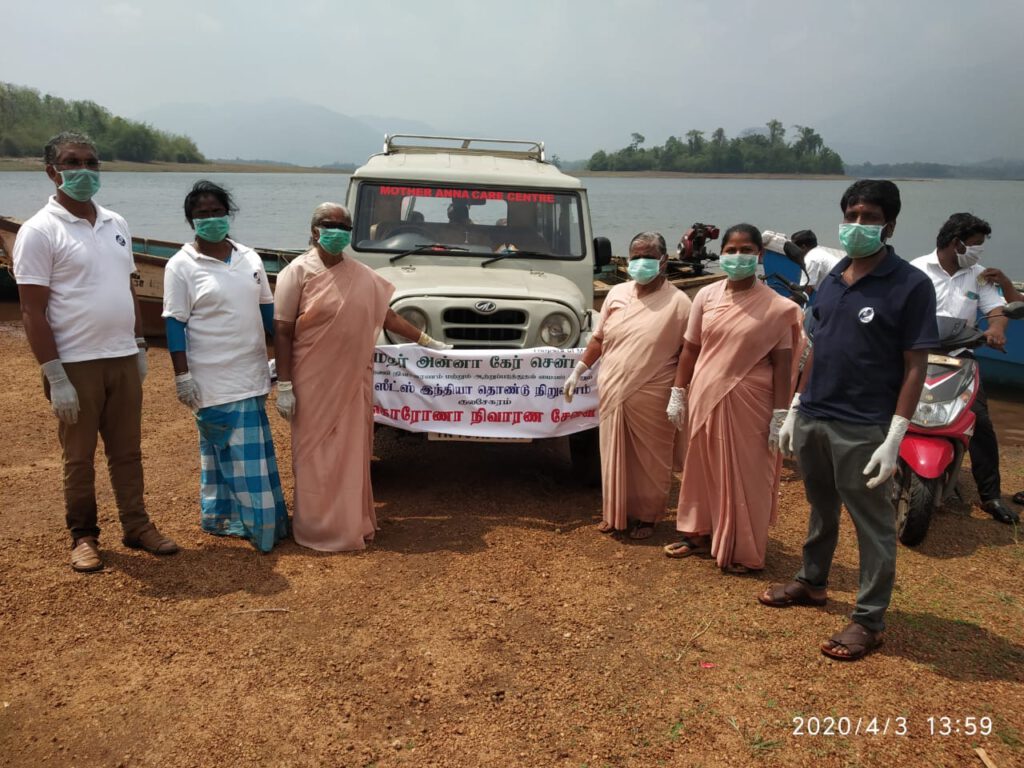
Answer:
[
  {"left": 562, "top": 360, "right": 589, "bottom": 403},
  {"left": 768, "top": 408, "right": 788, "bottom": 455},
  {"left": 174, "top": 372, "right": 202, "bottom": 410},
  {"left": 135, "top": 338, "right": 148, "bottom": 383},
  {"left": 666, "top": 386, "right": 687, "bottom": 430},
  {"left": 276, "top": 380, "right": 296, "bottom": 421},
  {"left": 42, "top": 359, "right": 80, "bottom": 424},
  {"left": 863, "top": 415, "right": 910, "bottom": 489},
  {"left": 778, "top": 393, "right": 801, "bottom": 457},
  {"left": 418, "top": 332, "right": 453, "bottom": 351}
]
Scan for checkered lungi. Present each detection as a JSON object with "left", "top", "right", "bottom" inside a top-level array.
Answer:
[{"left": 196, "top": 395, "right": 289, "bottom": 552}]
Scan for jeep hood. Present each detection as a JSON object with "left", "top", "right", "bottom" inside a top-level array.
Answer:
[{"left": 375, "top": 264, "right": 586, "bottom": 310}]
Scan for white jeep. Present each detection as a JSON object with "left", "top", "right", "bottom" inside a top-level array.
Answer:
[{"left": 345, "top": 135, "right": 611, "bottom": 479}]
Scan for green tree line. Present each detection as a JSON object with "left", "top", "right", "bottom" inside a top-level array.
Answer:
[
  {"left": 587, "top": 121, "right": 844, "bottom": 174},
  {"left": 0, "top": 82, "right": 205, "bottom": 163}
]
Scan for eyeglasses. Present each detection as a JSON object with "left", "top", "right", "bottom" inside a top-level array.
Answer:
[
  {"left": 54, "top": 159, "right": 101, "bottom": 170},
  {"left": 318, "top": 221, "right": 352, "bottom": 231}
]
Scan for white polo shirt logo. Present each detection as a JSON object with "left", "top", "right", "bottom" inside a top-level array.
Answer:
[
  {"left": 858, "top": 307, "right": 875, "bottom": 324},
  {"left": 253, "top": 271, "right": 261, "bottom": 284},
  {"left": 115, "top": 234, "right": 127, "bottom": 246}
]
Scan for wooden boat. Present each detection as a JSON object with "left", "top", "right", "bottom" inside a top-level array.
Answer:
[
  {"left": 3, "top": 215, "right": 722, "bottom": 333},
  {"left": 592, "top": 257, "right": 725, "bottom": 311},
  {"left": 0, "top": 216, "right": 301, "bottom": 336}
]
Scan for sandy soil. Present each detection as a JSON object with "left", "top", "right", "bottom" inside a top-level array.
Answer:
[{"left": 0, "top": 321, "right": 1022, "bottom": 768}]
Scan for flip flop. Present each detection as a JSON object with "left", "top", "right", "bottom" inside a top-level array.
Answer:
[
  {"left": 722, "top": 564, "right": 760, "bottom": 575},
  {"left": 820, "top": 621, "right": 884, "bottom": 662},
  {"left": 757, "top": 580, "right": 827, "bottom": 608},
  {"left": 1012, "top": 491, "right": 1024, "bottom": 506},
  {"left": 596, "top": 521, "right": 616, "bottom": 534},
  {"left": 663, "top": 537, "right": 710, "bottom": 558}
]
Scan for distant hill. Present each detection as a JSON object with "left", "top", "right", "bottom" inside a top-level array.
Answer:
[
  {"left": 136, "top": 100, "right": 438, "bottom": 167},
  {"left": 1, "top": 82, "right": 204, "bottom": 163},
  {"left": 844, "top": 159, "right": 1024, "bottom": 181}
]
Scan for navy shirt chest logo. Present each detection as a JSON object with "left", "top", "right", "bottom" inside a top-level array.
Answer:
[{"left": 858, "top": 307, "right": 875, "bottom": 324}]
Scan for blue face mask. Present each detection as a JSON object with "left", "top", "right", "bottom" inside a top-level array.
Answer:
[
  {"left": 58, "top": 169, "right": 101, "bottom": 202},
  {"left": 720, "top": 253, "right": 758, "bottom": 280},
  {"left": 193, "top": 216, "right": 231, "bottom": 243},
  {"left": 627, "top": 257, "right": 662, "bottom": 284},
  {"left": 839, "top": 223, "right": 885, "bottom": 259}
]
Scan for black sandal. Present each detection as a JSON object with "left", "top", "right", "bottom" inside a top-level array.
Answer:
[
  {"left": 1012, "top": 491, "right": 1024, "bottom": 506},
  {"left": 628, "top": 521, "right": 655, "bottom": 540}
]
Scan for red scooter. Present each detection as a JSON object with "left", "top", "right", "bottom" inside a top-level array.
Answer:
[{"left": 895, "top": 302, "right": 1024, "bottom": 545}]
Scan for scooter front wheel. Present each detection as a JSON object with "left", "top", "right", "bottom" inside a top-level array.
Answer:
[{"left": 894, "top": 460, "right": 939, "bottom": 546}]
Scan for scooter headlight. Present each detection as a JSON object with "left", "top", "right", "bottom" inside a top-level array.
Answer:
[{"left": 911, "top": 391, "right": 972, "bottom": 428}]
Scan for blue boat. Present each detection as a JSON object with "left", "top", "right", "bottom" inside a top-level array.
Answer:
[{"left": 976, "top": 310, "right": 1024, "bottom": 388}]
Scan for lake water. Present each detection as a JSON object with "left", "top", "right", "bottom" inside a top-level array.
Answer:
[{"left": 1, "top": 172, "right": 1022, "bottom": 273}]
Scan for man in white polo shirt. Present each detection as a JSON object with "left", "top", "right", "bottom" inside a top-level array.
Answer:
[
  {"left": 911, "top": 212, "right": 1023, "bottom": 525},
  {"left": 13, "top": 131, "right": 179, "bottom": 572}
]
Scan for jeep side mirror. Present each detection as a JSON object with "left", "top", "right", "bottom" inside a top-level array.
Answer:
[
  {"left": 593, "top": 237, "right": 612, "bottom": 269},
  {"left": 1003, "top": 301, "right": 1024, "bottom": 320}
]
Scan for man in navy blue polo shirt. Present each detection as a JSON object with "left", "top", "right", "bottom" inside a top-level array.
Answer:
[{"left": 757, "top": 179, "right": 938, "bottom": 662}]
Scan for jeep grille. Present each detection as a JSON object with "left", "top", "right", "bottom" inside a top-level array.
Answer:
[{"left": 443, "top": 307, "right": 527, "bottom": 346}]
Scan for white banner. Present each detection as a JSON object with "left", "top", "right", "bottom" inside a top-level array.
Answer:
[{"left": 372, "top": 345, "right": 599, "bottom": 439}]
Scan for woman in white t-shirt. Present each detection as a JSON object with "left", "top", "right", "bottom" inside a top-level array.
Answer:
[{"left": 161, "top": 180, "right": 288, "bottom": 552}]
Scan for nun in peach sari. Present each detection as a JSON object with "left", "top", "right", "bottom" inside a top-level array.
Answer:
[
  {"left": 272, "top": 203, "right": 451, "bottom": 552},
  {"left": 563, "top": 232, "right": 691, "bottom": 539},
  {"left": 665, "top": 224, "right": 801, "bottom": 572}
]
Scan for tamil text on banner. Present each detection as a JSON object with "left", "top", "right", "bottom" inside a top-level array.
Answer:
[{"left": 372, "top": 346, "right": 599, "bottom": 439}]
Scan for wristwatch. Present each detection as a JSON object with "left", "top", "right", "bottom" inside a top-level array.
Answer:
[{"left": 135, "top": 337, "right": 149, "bottom": 351}]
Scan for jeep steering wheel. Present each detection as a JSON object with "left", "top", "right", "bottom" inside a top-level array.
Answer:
[{"left": 384, "top": 225, "right": 434, "bottom": 240}]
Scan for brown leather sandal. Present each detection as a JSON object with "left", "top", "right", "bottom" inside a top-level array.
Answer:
[
  {"left": 820, "top": 622, "right": 884, "bottom": 661},
  {"left": 123, "top": 523, "right": 180, "bottom": 555},
  {"left": 757, "top": 580, "right": 827, "bottom": 608},
  {"left": 71, "top": 537, "right": 103, "bottom": 573}
]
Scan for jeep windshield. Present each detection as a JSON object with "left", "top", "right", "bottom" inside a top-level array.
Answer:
[{"left": 353, "top": 182, "right": 584, "bottom": 259}]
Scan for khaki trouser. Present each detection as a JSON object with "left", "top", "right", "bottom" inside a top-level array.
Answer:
[
  {"left": 43, "top": 355, "right": 150, "bottom": 542},
  {"left": 793, "top": 414, "right": 895, "bottom": 633}
]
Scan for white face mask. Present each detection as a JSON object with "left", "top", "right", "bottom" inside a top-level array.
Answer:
[{"left": 957, "top": 243, "right": 984, "bottom": 269}]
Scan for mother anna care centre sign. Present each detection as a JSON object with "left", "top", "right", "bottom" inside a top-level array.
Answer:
[{"left": 372, "top": 345, "right": 599, "bottom": 439}]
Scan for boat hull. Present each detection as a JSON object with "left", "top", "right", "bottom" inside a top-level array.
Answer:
[{"left": 976, "top": 322, "right": 1024, "bottom": 387}]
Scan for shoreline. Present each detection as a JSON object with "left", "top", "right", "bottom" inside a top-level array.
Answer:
[
  {"left": 573, "top": 169, "right": 852, "bottom": 181},
  {"left": 0, "top": 157, "right": 347, "bottom": 174}
]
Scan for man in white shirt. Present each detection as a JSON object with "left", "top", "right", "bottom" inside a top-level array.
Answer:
[
  {"left": 13, "top": 131, "right": 179, "bottom": 571},
  {"left": 910, "top": 212, "right": 1021, "bottom": 524}
]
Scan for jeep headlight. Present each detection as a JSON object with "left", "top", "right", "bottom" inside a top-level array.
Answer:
[
  {"left": 398, "top": 307, "right": 428, "bottom": 334},
  {"left": 539, "top": 312, "right": 573, "bottom": 347}
]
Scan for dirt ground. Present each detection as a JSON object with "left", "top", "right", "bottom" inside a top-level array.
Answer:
[{"left": 1, "top": 317, "right": 1022, "bottom": 768}]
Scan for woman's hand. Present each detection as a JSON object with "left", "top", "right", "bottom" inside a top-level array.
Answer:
[
  {"left": 563, "top": 360, "right": 589, "bottom": 403},
  {"left": 174, "top": 372, "right": 201, "bottom": 410},
  {"left": 666, "top": 386, "right": 687, "bottom": 429},
  {"left": 276, "top": 381, "right": 296, "bottom": 421}
]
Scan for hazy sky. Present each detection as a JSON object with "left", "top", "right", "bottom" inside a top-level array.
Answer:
[{"left": 5, "top": 0, "right": 1023, "bottom": 163}]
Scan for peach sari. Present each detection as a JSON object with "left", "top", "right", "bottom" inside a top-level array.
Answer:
[
  {"left": 675, "top": 280, "right": 801, "bottom": 569},
  {"left": 286, "top": 256, "right": 394, "bottom": 551},
  {"left": 595, "top": 280, "right": 691, "bottom": 530}
]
